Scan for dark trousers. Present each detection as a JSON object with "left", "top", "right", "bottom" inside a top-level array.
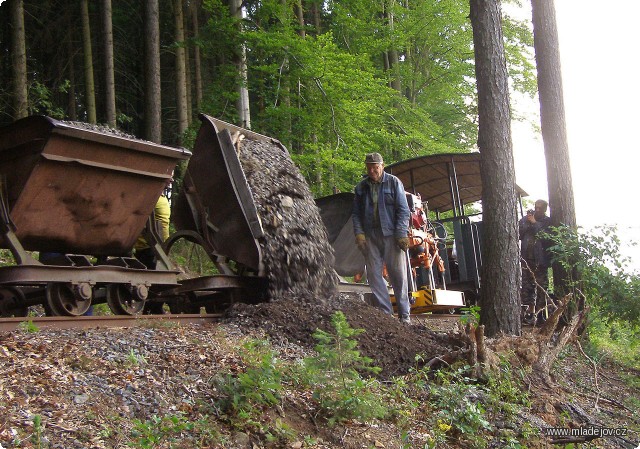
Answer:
[{"left": 521, "top": 259, "right": 549, "bottom": 312}]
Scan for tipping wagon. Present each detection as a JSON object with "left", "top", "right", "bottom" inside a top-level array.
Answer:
[{"left": 0, "top": 116, "right": 189, "bottom": 316}]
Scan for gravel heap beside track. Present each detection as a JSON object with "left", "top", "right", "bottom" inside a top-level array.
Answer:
[{"left": 237, "top": 138, "right": 338, "bottom": 303}]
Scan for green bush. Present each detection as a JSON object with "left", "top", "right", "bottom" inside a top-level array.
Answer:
[{"left": 545, "top": 225, "right": 639, "bottom": 324}]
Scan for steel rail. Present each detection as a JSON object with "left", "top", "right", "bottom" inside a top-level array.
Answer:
[{"left": 0, "top": 313, "right": 221, "bottom": 332}]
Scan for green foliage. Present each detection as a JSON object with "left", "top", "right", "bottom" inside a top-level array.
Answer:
[
  {"left": 18, "top": 320, "right": 39, "bottom": 333},
  {"left": 213, "top": 340, "right": 284, "bottom": 419},
  {"left": 125, "top": 349, "right": 147, "bottom": 367},
  {"left": 403, "top": 362, "right": 534, "bottom": 447},
  {"left": 128, "top": 414, "right": 195, "bottom": 449},
  {"left": 484, "top": 359, "right": 532, "bottom": 420},
  {"left": 460, "top": 304, "right": 481, "bottom": 326},
  {"left": 28, "top": 81, "right": 65, "bottom": 119},
  {"left": 303, "top": 311, "right": 385, "bottom": 425},
  {"left": 545, "top": 225, "right": 640, "bottom": 324},
  {"left": 502, "top": 5, "right": 538, "bottom": 98},
  {"left": 585, "top": 313, "right": 640, "bottom": 369},
  {"left": 544, "top": 225, "right": 640, "bottom": 369},
  {"left": 197, "top": 0, "right": 535, "bottom": 196},
  {"left": 167, "top": 234, "right": 219, "bottom": 277},
  {"left": 31, "top": 414, "right": 44, "bottom": 449},
  {"left": 429, "top": 366, "right": 492, "bottom": 443}
]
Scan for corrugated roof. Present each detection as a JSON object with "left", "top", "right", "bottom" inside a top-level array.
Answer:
[{"left": 386, "top": 152, "right": 527, "bottom": 213}]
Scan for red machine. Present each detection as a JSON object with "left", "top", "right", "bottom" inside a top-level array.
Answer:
[{"left": 393, "top": 192, "right": 465, "bottom": 313}]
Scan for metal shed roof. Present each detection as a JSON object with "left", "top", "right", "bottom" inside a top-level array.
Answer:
[{"left": 385, "top": 152, "right": 527, "bottom": 213}]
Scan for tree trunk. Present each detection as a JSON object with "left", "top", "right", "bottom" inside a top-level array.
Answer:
[
  {"left": 230, "top": 0, "right": 251, "bottom": 129},
  {"left": 310, "top": 0, "right": 321, "bottom": 35},
  {"left": 470, "top": 0, "right": 521, "bottom": 337},
  {"left": 384, "top": 1, "right": 401, "bottom": 92},
  {"left": 101, "top": 0, "right": 116, "bottom": 128},
  {"left": 174, "top": 0, "right": 189, "bottom": 142},
  {"left": 295, "top": 0, "right": 305, "bottom": 38},
  {"left": 191, "top": 1, "right": 203, "bottom": 114},
  {"left": 531, "top": 0, "right": 577, "bottom": 296},
  {"left": 144, "top": 0, "right": 162, "bottom": 143},
  {"left": 66, "top": 27, "right": 78, "bottom": 121},
  {"left": 10, "top": 0, "right": 29, "bottom": 119},
  {"left": 81, "top": 0, "right": 97, "bottom": 124},
  {"left": 185, "top": 39, "right": 192, "bottom": 126}
]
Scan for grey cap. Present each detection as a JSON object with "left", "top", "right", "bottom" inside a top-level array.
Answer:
[{"left": 365, "top": 152, "right": 384, "bottom": 164}]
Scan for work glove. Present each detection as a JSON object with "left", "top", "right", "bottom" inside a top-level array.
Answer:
[
  {"left": 355, "top": 234, "right": 367, "bottom": 253},
  {"left": 396, "top": 237, "right": 410, "bottom": 251}
]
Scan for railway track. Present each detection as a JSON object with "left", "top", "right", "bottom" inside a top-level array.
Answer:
[
  {"left": 0, "top": 313, "right": 222, "bottom": 332},
  {"left": 0, "top": 311, "right": 460, "bottom": 333}
]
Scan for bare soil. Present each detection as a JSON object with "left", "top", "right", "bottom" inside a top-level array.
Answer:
[
  {"left": 1, "top": 295, "right": 638, "bottom": 449},
  {"left": 225, "top": 295, "right": 467, "bottom": 379}
]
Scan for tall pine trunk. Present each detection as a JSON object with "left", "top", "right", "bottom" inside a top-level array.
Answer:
[
  {"left": 81, "top": 0, "right": 97, "bottom": 124},
  {"left": 470, "top": 0, "right": 521, "bottom": 336},
  {"left": 531, "top": 0, "right": 577, "bottom": 297},
  {"left": 10, "top": 0, "right": 28, "bottom": 119},
  {"left": 295, "top": 0, "right": 305, "bottom": 38},
  {"left": 230, "top": 0, "right": 250, "bottom": 129},
  {"left": 144, "top": 0, "right": 162, "bottom": 143},
  {"left": 191, "top": 2, "right": 203, "bottom": 113},
  {"left": 101, "top": 0, "right": 116, "bottom": 128},
  {"left": 384, "top": 0, "right": 401, "bottom": 93},
  {"left": 174, "top": 0, "right": 189, "bottom": 142},
  {"left": 66, "top": 26, "right": 78, "bottom": 121}
]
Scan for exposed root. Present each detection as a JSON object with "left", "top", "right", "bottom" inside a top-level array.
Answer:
[{"left": 533, "top": 294, "right": 587, "bottom": 385}]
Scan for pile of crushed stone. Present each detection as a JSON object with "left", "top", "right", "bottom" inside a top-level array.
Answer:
[
  {"left": 224, "top": 294, "right": 468, "bottom": 379},
  {"left": 238, "top": 138, "right": 338, "bottom": 303}
]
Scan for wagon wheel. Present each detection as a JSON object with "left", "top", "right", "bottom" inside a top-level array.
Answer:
[
  {"left": 168, "top": 293, "right": 200, "bottom": 314},
  {"left": 0, "top": 287, "right": 29, "bottom": 317},
  {"left": 106, "top": 284, "right": 145, "bottom": 315},
  {"left": 204, "top": 290, "right": 239, "bottom": 314},
  {"left": 46, "top": 283, "right": 92, "bottom": 316}
]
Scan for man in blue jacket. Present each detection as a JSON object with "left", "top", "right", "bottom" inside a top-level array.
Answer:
[{"left": 352, "top": 152, "right": 411, "bottom": 323}]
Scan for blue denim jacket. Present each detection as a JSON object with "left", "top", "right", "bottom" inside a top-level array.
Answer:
[{"left": 352, "top": 172, "right": 410, "bottom": 238}]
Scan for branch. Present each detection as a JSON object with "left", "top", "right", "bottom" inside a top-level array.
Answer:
[
  {"left": 520, "top": 257, "right": 557, "bottom": 320},
  {"left": 575, "top": 339, "right": 601, "bottom": 409}
]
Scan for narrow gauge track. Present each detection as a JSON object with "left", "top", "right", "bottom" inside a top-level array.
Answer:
[
  {"left": 0, "top": 312, "right": 460, "bottom": 332},
  {"left": 0, "top": 313, "right": 222, "bottom": 333}
]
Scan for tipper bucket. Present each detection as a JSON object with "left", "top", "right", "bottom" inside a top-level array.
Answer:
[{"left": 172, "top": 114, "right": 264, "bottom": 274}]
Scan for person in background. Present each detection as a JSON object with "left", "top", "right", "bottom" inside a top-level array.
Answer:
[
  {"left": 133, "top": 194, "right": 171, "bottom": 270},
  {"left": 519, "top": 199, "right": 552, "bottom": 325},
  {"left": 351, "top": 152, "right": 412, "bottom": 324},
  {"left": 134, "top": 182, "right": 171, "bottom": 314}
]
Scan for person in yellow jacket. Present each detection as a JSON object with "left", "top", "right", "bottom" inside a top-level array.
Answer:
[
  {"left": 136, "top": 192, "right": 171, "bottom": 314},
  {"left": 134, "top": 193, "right": 171, "bottom": 270}
]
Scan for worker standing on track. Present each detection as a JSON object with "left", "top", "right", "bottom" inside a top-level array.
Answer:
[
  {"left": 133, "top": 192, "right": 171, "bottom": 270},
  {"left": 352, "top": 152, "right": 412, "bottom": 324},
  {"left": 134, "top": 182, "right": 171, "bottom": 315}
]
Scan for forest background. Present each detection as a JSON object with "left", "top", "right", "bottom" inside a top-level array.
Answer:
[
  {"left": 1, "top": 0, "right": 639, "bottom": 372},
  {"left": 0, "top": 0, "right": 539, "bottom": 199}
]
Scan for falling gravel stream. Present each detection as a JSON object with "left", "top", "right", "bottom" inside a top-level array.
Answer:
[{"left": 237, "top": 138, "right": 338, "bottom": 303}]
